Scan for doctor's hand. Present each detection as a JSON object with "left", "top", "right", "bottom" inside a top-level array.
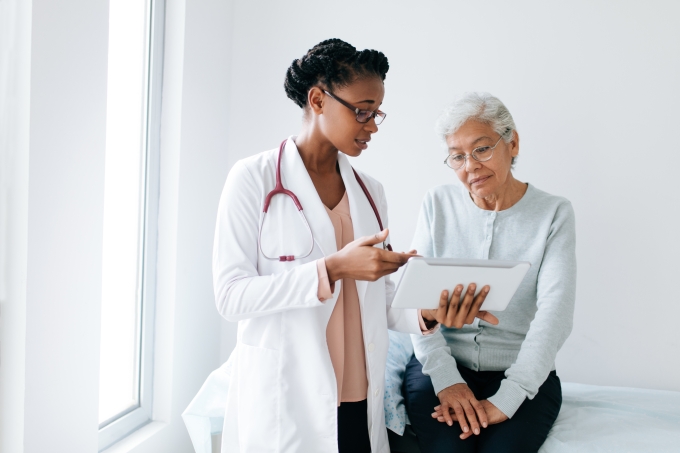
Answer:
[
  {"left": 422, "top": 284, "right": 497, "bottom": 329},
  {"left": 324, "top": 229, "right": 415, "bottom": 283}
]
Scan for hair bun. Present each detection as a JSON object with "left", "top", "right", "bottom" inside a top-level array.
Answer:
[
  {"left": 284, "top": 39, "right": 389, "bottom": 108},
  {"left": 312, "top": 39, "right": 356, "bottom": 53}
]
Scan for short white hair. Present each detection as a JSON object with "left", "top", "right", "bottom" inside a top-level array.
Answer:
[{"left": 435, "top": 92, "right": 517, "bottom": 163}]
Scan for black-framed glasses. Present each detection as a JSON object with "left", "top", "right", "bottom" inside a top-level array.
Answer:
[
  {"left": 443, "top": 135, "right": 504, "bottom": 170},
  {"left": 323, "top": 90, "right": 386, "bottom": 125}
]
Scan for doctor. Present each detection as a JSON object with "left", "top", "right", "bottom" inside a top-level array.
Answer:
[{"left": 211, "top": 39, "right": 495, "bottom": 453}]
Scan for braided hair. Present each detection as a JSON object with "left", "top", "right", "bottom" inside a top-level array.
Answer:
[{"left": 284, "top": 39, "right": 389, "bottom": 108}]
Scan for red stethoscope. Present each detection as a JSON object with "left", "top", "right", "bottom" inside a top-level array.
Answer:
[{"left": 258, "top": 139, "right": 393, "bottom": 262}]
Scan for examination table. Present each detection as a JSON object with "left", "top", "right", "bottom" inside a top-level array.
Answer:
[
  {"left": 388, "top": 382, "right": 680, "bottom": 453},
  {"left": 384, "top": 332, "right": 680, "bottom": 453},
  {"left": 183, "top": 332, "right": 680, "bottom": 453}
]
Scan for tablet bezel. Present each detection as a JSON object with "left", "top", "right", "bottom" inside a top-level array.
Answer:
[{"left": 391, "top": 257, "right": 531, "bottom": 311}]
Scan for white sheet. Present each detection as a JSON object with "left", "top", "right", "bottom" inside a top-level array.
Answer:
[
  {"left": 183, "top": 356, "right": 233, "bottom": 453},
  {"left": 184, "top": 337, "right": 680, "bottom": 453},
  {"left": 539, "top": 382, "right": 680, "bottom": 453},
  {"left": 382, "top": 332, "right": 680, "bottom": 452}
]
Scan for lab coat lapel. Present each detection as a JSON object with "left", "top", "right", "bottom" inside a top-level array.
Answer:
[
  {"left": 280, "top": 138, "right": 337, "bottom": 257},
  {"left": 337, "top": 153, "right": 382, "bottom": 307}
]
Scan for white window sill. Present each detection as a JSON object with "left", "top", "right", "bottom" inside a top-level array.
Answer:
[{"left": 101, "top": 421, "right": 168, "bottom": 453}]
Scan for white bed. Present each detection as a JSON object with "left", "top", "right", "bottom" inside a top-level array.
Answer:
[
  {"left": 539, "top": 382, "right": 680, "bottom": 453},
  {"left": 385, "top": 332, "right": 680, "bottom": 453},
  {"left": 182, "top": 333, "right": 680, "bottom": 453}
]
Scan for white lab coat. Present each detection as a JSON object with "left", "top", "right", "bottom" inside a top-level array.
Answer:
[{"left": 207, "top": 138, "right": 424, "bottom": 453}]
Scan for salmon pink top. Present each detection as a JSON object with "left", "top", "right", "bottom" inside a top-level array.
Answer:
[
  {"left": 316, "top": 192, "right": 368, "bottom": 403},
  {"left": 316, "top": 192, "right": 435, "bottom": 405}
]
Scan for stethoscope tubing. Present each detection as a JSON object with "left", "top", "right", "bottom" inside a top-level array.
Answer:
[
  {"left": 258, "top": 208, "right": 315, "bottom": 262},
  {"left": 258, "top": 139, "right": 391, "bottom": 262}
]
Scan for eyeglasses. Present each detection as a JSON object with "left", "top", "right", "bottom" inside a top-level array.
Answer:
[
  {"left": 443, "top": 135, "right": 504, "bottom": 170},
  {"left": 323, "top": 90, "right": 386, "bottom": 125}
]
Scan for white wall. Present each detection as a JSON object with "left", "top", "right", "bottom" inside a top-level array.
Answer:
[
  {"left": 22, "top": 0, "right": 109, "bottom": 450},
  {"left": 219, "top": 0, "right": 680, "bottom": 391}
]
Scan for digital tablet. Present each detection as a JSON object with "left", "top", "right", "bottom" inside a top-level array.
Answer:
[{"left": 391, "top": 257, "right": 531, "bottom": 311}]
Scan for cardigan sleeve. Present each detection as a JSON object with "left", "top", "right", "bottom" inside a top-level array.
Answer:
[{"left": 488, "top": 201, "right": 576, "bottom": 417}]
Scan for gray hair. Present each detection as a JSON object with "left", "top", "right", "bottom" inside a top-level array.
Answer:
[{"left": 435, "top": 92, "right": 518, "bottom": 164}]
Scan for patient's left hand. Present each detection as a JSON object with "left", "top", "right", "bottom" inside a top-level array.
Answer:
[{"left": 433, "top": 400, "right": 508, "bottom": 439}]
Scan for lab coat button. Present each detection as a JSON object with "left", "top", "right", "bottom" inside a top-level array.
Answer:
[
  {"left": 367, "top": 343, "right": 375, "bottom": 352},
  {"left": 374, "top": 389, "right": 380, "bottom": 397}
]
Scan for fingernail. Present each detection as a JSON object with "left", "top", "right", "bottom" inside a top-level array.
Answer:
[
  {"left": 447, "top": 421, "right": 452, "bottom": 426},
  {"left": 483, "top": 422, "right": 488, "bottom": 428},
  {"left": 474, "top": 429, "right": 480, "bottom": 434},
  {"left": 463, "top": 427, "right": 468, "bottom": 432}
]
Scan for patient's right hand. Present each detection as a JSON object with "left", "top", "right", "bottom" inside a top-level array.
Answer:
[
  {"left": 432, "top": 383, "right": 488, "bottom": 437},
  {"left": 422, "top": 284, "right": 497, "bottom": 329}
]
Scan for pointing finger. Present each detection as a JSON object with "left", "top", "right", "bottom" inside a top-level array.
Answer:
[{"left": 356, "top": 229, "right": 389, "bottom": 247}]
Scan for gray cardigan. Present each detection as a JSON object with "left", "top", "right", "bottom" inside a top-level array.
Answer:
[{"left": 410, "top": 183, "right": 576, "bottom": 418}]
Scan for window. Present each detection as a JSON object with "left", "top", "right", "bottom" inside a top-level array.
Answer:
[{"left": 98, "top": 0, "right": 164, "bottom": 449}]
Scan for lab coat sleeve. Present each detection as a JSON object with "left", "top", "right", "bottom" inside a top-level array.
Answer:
[
  {"left": 213, "top": 161, "right": 324, "bottom": 322},
  {"left": 372, "top": 179, "right": 424, "bottom": 335}
]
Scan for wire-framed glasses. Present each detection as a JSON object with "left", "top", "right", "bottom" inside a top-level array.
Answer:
[
  {"left": 323, "top": 90, "right": 386, "bottom": 125},
  {"left": 444, "top": 135, "right": 504, "bottom": 170}
]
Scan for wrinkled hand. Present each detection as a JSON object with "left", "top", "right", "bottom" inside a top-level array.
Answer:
[
  {"left": 431, "top": 383, "right": 488, "bottom": 437},
  {"left": 422, "top": 284, "right": 498, "bottom": 329},
  {"left": 433, "top": 398, "right": 508, "bottom": 439},
  {"left": 325, "top": 229, "right": 416, "bottom": 283}
]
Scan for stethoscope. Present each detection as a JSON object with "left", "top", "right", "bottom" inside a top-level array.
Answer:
[{"left": 258, "top": 139, "right": 392, "bottom": 262}]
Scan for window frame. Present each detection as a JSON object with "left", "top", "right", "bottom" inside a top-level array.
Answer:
[{"left": 98, "top": 0, "right": 165, "bottom": 449}]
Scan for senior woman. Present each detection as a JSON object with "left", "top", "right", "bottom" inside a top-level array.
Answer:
[{"left": 402, "top": 92, "right": 576, "bottom": 453}]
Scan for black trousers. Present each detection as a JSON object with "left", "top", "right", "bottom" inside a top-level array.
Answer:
[
  {"left": 403, "top": 355, "right": 561, "bottom": 453},
  {"left": 337, "top": 399, "right": 371, "bottom": 453}
]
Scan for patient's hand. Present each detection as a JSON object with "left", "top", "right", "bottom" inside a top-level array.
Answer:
[
  {"left": 433, "top": 397, "right": 508, "bottom": 439},
  {"left": 422, "top": 284, "right": 497, "bottom": 329},
  {"left": 432, "top": 383, "right": 488, "bottom": 437}
]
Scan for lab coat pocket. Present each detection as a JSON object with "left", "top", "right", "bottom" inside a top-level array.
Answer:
[{"left": 237, "top": 343, "right": 280, "bottom": 451}]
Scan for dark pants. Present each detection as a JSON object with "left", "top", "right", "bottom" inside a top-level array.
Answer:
[
  {"left": 338, "top": 399, "right": 371, "bottom": 453},
  {"left": 403, "top": 355, "right": 561, "bottom": 453}
]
